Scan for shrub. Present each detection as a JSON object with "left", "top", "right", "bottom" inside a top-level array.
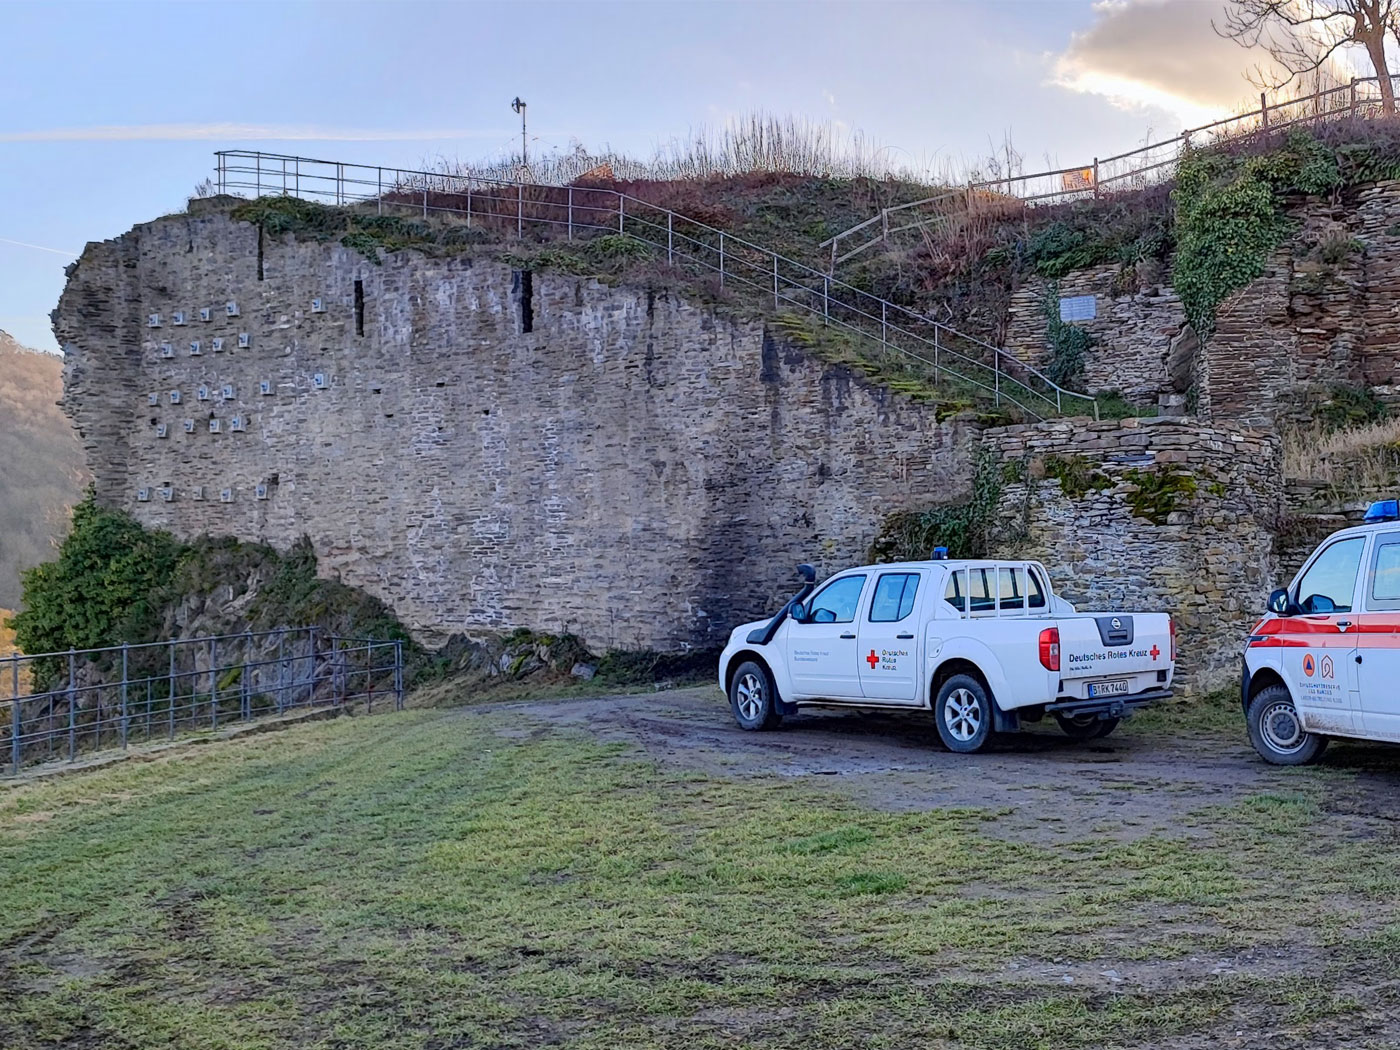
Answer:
[
  {"left": 868, "top": 450, "right": 1003, "bottom": 561},
  {"left": 9, "top": 494, "right": 182, "bottom": 680}
]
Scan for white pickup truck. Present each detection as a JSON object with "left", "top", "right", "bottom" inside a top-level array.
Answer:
[{"left": 718, "top": 556, "right": 1175, "bottom": 752}]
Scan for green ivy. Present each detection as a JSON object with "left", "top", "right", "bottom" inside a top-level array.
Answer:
[
  {"left": 1023, "top": 206, "right": 1172, "bottom": 281},
  {"left": 8, "top": 494, "right": 183, "bottom": 684},
  {"left": 868, "top": 449, "right": 1003, "bottom": 561},
  {"left": 1172, "top": 130, "right": 1341, "bottom": 334},
  {"left": 1043, "top": 455, "right": 1111, "bottom": 500},
  {"left": 1121, "top": 468, "right": 1198, "bottom": 525},
  {"left": 8, "top": 497, "right": 427, "bottom": 689},
  {"left": 1313, "top": 383, "right": 1389, "bottom": 430},
  {"left": 1042, "top": 281, "right": 1091, "bottom": 388}
]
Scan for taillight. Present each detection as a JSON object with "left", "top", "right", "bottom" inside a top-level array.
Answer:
[
  {"left": 1169, "top": 618, "right": 1177, "bottom": 662},
  {"left": 1039, "top": 627, "right": 1060, "bottom": 671}
]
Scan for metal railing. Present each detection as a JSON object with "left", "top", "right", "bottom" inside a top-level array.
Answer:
[
  {"left": 823, "top": 75, "right": 1400, "bottom": 269},
  {"left": 214, "top": 150, "right": 1097, "bottom": 420},
  {"left": 3, "top": 627, "right": 404, "bottom": 775}
]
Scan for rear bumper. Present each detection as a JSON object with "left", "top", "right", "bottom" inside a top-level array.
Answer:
[{"left": 1046, "top": 688, "right": 1171, "bottom": 719}]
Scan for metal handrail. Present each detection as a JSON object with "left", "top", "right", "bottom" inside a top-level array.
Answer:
[
  {"left": 4, "top": 626, "right": 405, "bottom": 775},
  {"left": 821, "top": 74, "right": 1400, "bottom": 269},
  {"left": 214, "top": 150, "right": 1097, "bottom": 419}
]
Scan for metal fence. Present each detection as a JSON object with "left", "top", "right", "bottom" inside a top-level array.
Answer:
[
  {"left": 3, "top": 627, "right": 404, "bottom": 775},
  {"left": 214, "top": 150, "right": 1096, "bottom": 420},
  {"left": 822, "top": 75, "right": 1400, "bottom": 268}
]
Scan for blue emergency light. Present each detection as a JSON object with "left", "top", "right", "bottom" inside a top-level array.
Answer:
[
  {"left": 1365, "top": 499, "right": 1400, "bottom": 523},
  {"left": 930, "top": 546, "right": 949, "bottom": 560}
]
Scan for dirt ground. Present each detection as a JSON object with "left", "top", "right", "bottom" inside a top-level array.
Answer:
[{"left": 485, "top": 685, "right": 1400, "bottom": 844}]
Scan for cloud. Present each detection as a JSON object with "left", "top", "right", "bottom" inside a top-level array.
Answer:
[
  {"left": 1052, "top": 0, "right": 1316, "bottom": 126},
  {"left": 0, "top": 123, "right": 519, "bottom": 143}
]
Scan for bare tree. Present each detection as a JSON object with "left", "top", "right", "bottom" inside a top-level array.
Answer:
[{"left": 1216, "top": 0, "right": 1398, "bottom": 114}]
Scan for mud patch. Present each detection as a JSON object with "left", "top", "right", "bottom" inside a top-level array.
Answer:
[{"left": 468, "top": 687, "right": 1400, "bottom": 844}]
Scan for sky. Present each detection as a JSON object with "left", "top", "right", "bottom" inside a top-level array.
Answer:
[{"left": 0, "top": 0, "right": 1370, "bottom": 353}]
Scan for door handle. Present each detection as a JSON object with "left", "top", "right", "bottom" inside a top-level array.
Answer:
[
  {"left": 896, "top": 633, "right": 914, "bottom": 639},
  {"left": 1337, "top": 620, "right": 1352, "bottom": 632},
  {"left": 840, "top": 632, "right": 855, "bottom": 639}
]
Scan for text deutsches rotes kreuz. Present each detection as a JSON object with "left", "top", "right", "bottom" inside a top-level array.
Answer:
[
  {"left": 867, "top": 648, "right": 909, "bottom": 670},
  {"left": 1066, "top": 647, "right": 1159, "bottom": 665}
]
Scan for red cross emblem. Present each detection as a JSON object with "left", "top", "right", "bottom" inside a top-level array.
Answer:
[
  {"left": 866, "top": 650, "right": 880, "bottom": 669},
  {"left": 1150, "top": 645, "right": 1160, "bottom": 661}
]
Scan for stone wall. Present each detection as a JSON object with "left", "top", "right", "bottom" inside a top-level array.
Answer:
[
  {"left": 1201, "top": 197, "right": 1368, "bottom": 423},
  {"left": 981, "top": 417, "right": 1282, "bottom": 693},
  {"left": 1003, "top": 264, "right": 1186, "bottom": 404},
  {"left": 996, "top": 182, "right": 1400, "bottom": 423},
  {"left": 56, "top": 203, "right": 972, "bottom": 651},
  {"left": 1203, "top": 183, "right": 1400, "bottom": 420}
]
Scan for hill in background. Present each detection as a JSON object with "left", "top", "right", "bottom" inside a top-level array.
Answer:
[{"left": 0, "top": 330, "right": 87, "bottom": 609}]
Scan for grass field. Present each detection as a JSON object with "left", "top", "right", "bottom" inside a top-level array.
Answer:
[{"left": 2, "top": 698, "right": 1399, "bottom": 1049}]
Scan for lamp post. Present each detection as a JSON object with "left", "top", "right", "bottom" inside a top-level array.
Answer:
[{"left": 511, "top": 97, "right": 527, "bottom": 173}]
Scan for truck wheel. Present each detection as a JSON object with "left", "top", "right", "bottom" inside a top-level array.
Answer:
[
  {"left": 1247, "top": 684, "right": 1328, "bottom": 765},
  {"left": 935, "top": 674, "right": 994, "bottom": 753},
  {"left": 1052, "top": 716, "right": 1108, "bottom": 739},
  {"left": 1092, "top": 718, "right": 1120, "bottom": 739},
  {"left": 1054, "top": 713, "right": 1120, "bottom": 740},
  {"left": 729, "top": 661, "right": 783, "bottom": 731}
]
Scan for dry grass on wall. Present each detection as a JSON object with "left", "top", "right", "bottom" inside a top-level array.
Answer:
[
  {"left": 1282, "top": 417, "right": 1400, "bottom": 495},
  {"left": 439, "top": 113, "right": 929, "bottom": 185}
]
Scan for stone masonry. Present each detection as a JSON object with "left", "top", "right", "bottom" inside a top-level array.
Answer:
[
  {"left": 1000, "top": 182, "right": 1400, "bottom": 423},
  {"left": 1202, "top": 182, "right": 1400, "bottom": 421},
  {"left": 58, "top": 199, "right": 1294, "bottom": 693},
  {"left": 983, "top": 417, "right": 1282, "bottom": 693},
  {"left": 1003, "top": 264, "right": 1186, "bottom": 405},
  {"left": 56, "top": 202, "right": 972, "bottom": 651}
]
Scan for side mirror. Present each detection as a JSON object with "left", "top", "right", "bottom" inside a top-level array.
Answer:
[
  {"left": 789, "top": 602, "right": 807, "bottom": 623},
  {"left": 1268, "top": 588, "right": 1291, "bottom": 615}
]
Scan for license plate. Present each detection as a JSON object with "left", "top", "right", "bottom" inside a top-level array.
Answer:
[{"left": 1088, "top": 679, "right": 1131, "bottom": 698}]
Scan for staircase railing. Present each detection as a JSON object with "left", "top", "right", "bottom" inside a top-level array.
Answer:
[
  {"left": 214, "top": 150, "right": 1096, "bottom": 420},
  {"left": 821, "top": 74, "right": 1400, "bottom": 270}
]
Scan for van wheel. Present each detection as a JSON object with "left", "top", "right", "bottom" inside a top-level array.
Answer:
[
  {"left": 1055, "top": 713, "right": 1119, "bottom": 740},
  {"left": 729, "top": 661, "right": 783, "bottom": 731},
  {"left": 1247, "top": 684, "right": 1329, "bottom": 766},
  {"left": 935, "top": 674, "right": 994, "bottom": 754}
]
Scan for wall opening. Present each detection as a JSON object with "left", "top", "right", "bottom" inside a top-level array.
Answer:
[
  {"left": 515, "top": 269, "right": 534, "bottom": 334},
  {"left": 257, "top": 226, "right": 265, "bottom": 282},
  {"left": 354, "top": 279, "right": 365, "bottom": 336}
]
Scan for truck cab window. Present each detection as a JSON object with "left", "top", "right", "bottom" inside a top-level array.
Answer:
[
  {"left": 1026, "top": 569, "right": 1047, "bottom": 609},
  {"left": 944, "top": 572, "right": 964, "bottom": 612},
  {"left": 870, "top": 573, "right": 919, "bottom": 622},
  {"left": 998, "top": 568, "right": 1025, "bottom": 610},
  {"left": 1371, "top": 535, "right": 1400, "bottom": 607},
  {"left": 1296, "top": 536, "right": 1365, "bottom": 613},
  {"left": 967, "top": 568, "right": 994, "bottom": 613},
  {"left": 806, "top": 575, "right": 866, "bottom": 623}
]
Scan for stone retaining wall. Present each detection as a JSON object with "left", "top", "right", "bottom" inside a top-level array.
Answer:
[
  {"left": 56, "top": 203, "right": 972, "bottom": 652},
  {"left": 981, "top": 417, "right": 1282, "bottom": 693}
]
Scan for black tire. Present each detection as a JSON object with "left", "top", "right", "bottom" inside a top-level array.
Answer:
[
  {"left": 1055, "top": 712, "right": 1120, "bottom": 740},
  {"left": 729, "top": 660, "right": 783, "bottom": 731},
  {"left": 935, "top": 673, "right": 995, "bottom": 753},
  {"left": 1247, "top": 684, "right": 1329, "bottom": 766}
]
